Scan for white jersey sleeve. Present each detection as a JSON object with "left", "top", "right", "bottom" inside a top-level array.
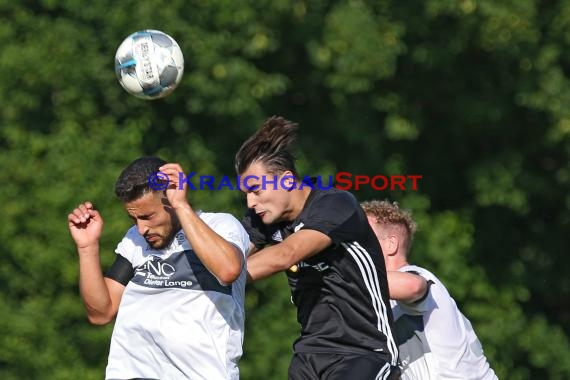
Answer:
[
  {"left": 198, "top": 212, "right": 250, "bottom": 257},
  {"left": 114, "top": 227, "right": 139, "bottom": 263}
]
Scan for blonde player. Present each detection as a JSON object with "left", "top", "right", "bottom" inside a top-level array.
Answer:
[{"left": 363, "top": 200, "right": 498, "bottom": 380}]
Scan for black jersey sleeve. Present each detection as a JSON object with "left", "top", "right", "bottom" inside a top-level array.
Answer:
[
  {"left": 104, "top": 254, "right": 134, "bottom": 286},
  {"left": 299, "top": 190, "right": 366, "bottom": 244},
  {"left": 241, "top": 208, "right": 271, "bottom": 249}
]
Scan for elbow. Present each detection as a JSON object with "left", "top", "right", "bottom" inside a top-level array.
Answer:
[
  {"left": 216, "top": 263, "right": 243, "bottom": 284},
  {"left": 217, "top": 270, "right": 240, "bottom": 285},
  {"left": 388, "top": 273, "right": 429, "bottom": 303},
  {"left": 408, "top": 278, "right": 428, "bottom": 302},
  {"left": 86, "top": 313, "right": 114, "bottom": 326},
  {"left": 85, "top": 307, "right": 116, "bottom": 325}
]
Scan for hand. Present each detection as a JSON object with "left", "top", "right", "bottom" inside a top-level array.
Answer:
[
  {"left": 159, "top": 163, "right": 190, "bottom": 210},
  {"left": 68, "top": 201, "right": 104, "bottom": 249}
]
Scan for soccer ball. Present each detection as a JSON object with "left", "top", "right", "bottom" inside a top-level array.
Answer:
[{"left": 115, "top": 30, "right": 184, "bottom": 100}]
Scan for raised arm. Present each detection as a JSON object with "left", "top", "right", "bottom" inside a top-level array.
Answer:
[
  {"left": 68, "top": 202, "right": 125, "bottom": 325},
  {"left": 160, "top": 163, "right": 244, "bottom": 284}
]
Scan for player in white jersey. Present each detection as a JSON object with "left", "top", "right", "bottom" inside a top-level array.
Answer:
[
  {"left": 68, "top": 157, "right": 250, "bottom": 380},
  {"left": 362, "top": 200, "right": 498, "bottom": 380}
]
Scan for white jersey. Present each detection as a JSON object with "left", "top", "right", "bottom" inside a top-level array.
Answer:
[
  {"left": 105, "top": 212, "right": 250, "bottom": 380},
  {"left": 391, "top": 265, "right": 498, "bottom": 380}
]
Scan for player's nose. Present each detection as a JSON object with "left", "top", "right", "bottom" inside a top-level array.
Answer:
[
  {"left": 246, "top": 193, "right": 257, "bottom": 209},
  {"left": 136, "top": 220, "right": 148, "bottom": 236}
]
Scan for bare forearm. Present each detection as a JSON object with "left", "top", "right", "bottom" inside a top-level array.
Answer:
[
  {"left": 77, "top": 245, "right": 114, "bottom": 324},
  {"left": 247, "top": 246, "right": 291, "bottom": 281},
  {"left": 247, "top": 230, "right": 332, "bottom": 282},
  {"left": 174, "top": 204, "right": 242, "bottom": 284},
  {"left": 387, "top": 271, "right": 428, "bottom": 303}
]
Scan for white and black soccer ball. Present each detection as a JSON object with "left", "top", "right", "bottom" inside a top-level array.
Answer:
[{"left": 115, "top": 30, "right": 184, "bottom": 100}]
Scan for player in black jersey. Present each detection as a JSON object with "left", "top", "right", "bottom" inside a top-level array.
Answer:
[{"left": 235, "top": 116, "right": 401, "bottom": 380}]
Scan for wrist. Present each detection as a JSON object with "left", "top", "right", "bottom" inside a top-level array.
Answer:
[
  {"left": 171, "top": 201, "right": 192, "bottom": 212},
  {"left": 77, "top": 243, "right": 100, "bottom": 255}
]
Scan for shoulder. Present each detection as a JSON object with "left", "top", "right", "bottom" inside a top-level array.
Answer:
[
  {"left": 115, "top": 226, "right": 147, "bottom": 260},
  {"left": 305, "top": 188, "right": 359, "bottom": 213},
  {"left": 199, "top": 211, "right": 250, "bottom": 254},
  {"left": 297, "top": 189, "right": 367, "bottom": 241},
  {"left": 399, "top": 264, "right": 428, "bottom": 276},
  {"left": 399, "top": 265, "right": 453, "bottom": 301},
  {"left": 199, "top": 211, "right": 248, "bottom": 236},
  {"left": 120, "top": 225, "right": 147, "bottom": 247},
  {"left": 400, "top": 265, "right": 438, "bottom": 282},
  {"left": 311, "top": 187, "right": 357, "bottom": 202},
  {"left": 199, "top": 211, "right": 241, "bottom": 225}
]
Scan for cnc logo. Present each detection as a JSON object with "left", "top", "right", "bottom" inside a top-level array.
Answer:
[
  {"left": 132, "top": 256, "right": 193, "bottom": 288},
  {"left": 136, "top": 256, "right": 176, "bottom": 277}
]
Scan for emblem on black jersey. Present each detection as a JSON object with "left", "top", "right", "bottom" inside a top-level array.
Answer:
[
  {"left": 271, "top": 230, "right": 283, "bottom": 242},
  {"left": 292, "top": 260, "right": 330, "bottom": 272}
]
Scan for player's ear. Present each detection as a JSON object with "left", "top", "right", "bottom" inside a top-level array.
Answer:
[
  {"left": 160, "top": 192, "right": 172, "bottom": 207},
  {"left": 279, "top": 171, "right": 296, "bottom": 189},
  {"left": 386, "top": 235, "right": 399, "bottom": 256}
]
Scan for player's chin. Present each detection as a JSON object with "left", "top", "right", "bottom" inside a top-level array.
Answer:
[
  {"left": 146, "top": 237, "right": 166, "bottom": 249},
  {"left": 259, "top": 212, "right": 274, "bottom": 224},
  {"left": 263, "top": 212, "right": 286, "bottom": 225}
]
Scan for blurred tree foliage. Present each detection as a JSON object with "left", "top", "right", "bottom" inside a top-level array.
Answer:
[{"left": 0, "top": 0, "right": 568, "bottom": 379}]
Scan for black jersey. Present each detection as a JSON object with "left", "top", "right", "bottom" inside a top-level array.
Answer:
[{"left": 243, "top": 187, "right": 398, "bottom": 364}]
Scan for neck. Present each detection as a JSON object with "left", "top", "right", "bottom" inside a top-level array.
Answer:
[
  {"left": 287, "top": 185, "right": 312, "bottom": 221},
  {"left": 386, "top": 255, "right": 410, "bottom": 271}
]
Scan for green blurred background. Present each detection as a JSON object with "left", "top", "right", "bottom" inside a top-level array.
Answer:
[{"left": 1, "top": 0, "right": 569, "bottom": 378}]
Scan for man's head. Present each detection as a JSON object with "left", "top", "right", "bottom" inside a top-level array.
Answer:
[
  {"left": 235, "top": 116, "right": 307, "bottom": 224},
  {"left": 115, "top": 157, "right": 180, "bottom": 249},
  {"left": 235, "top": 115, "right": 299, "bottom": 178},
  {"left": 361, "top": 200, "right": 417, "bottom": 266}
]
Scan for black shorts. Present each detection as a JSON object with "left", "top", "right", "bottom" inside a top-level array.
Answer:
[{"left": 288, "top": 352, "right": 401, "bottom": 380}]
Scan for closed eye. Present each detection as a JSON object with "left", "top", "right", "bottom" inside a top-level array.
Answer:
[
  {"left": 129, "top": 213, "right": 154, "bottom": 221},
  {"left": 139, "top": 213, "right": 154, "bottom": 221}
]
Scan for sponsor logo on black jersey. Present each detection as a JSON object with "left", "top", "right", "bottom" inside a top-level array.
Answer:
[{"left": 296, "top": 260, "right": 330, "bottom": 272}]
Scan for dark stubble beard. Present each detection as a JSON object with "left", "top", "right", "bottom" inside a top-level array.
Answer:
[{"left": 147, "top": 215, "right": 182, "bottom": 250}]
